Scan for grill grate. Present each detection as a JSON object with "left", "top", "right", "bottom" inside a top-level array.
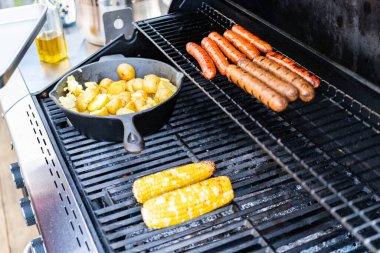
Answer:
[
  {"left": 134, "top": 2, "right": 380, "bottom": 252},
  {"left": 41, "top": 79, "right": 364, "bottom": 252}
]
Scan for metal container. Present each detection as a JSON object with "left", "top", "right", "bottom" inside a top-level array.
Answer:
[{"left": 76, "top": 0, "right": 171, "bottom": 45}]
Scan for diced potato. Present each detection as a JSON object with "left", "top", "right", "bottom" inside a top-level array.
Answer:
[
  {"left": 65, "top": 75, "right": 83, "bottom": 96},
  {"left": 131, "top": 90, "right": 147, "bottom": 112},
  {"left": 126, "top": 79, "right": 135, "bottom": 92},
  {"left": 76, "top": 87, "right": 99, "bottom": 112},
  {"left": 116, "top": 107, "right": 135, "bottom": 115},
  {"left": 116, "top": 92, "right": 131, "bottom": 107},
  {"left": 125, "top": 101, "right": 136, "bottom": 112},
  {"left": 134, "top": 99, "right": 146, "bottom": 112},
  {"left": 106, "top": 98, "right": 122, "bottom": 115},
  {"left": 143, "top": 74, "right": 160, "bottom": 93},
  {"left": 154, "top": 80, "right": 177, "bottom": 103},
  {"left": 132, "top": 78, "right": 144, "bottom": 91},
  {"left": 131, "top": 90, "right": 148, "bottom": 100},
  {"left": 139, "top": 104, "right": 152, "bottom": 111},
  {"left": 85, "top": 82, "right": 99, "bottom": 90},
  {"left": 99, "top": 78, "right": 113, "bottom": 89},
  {"left": 89, "top": 107, "right": 109, "bottom": 116},
  {"left": 87, "top": 94, "right": 110, "bottom": 112},
  {"left": 100, "top": 87, "right": 108, "bottom": 94},
  {"left": 117, "top": 63, "right": 135, "bottom": 81},
  {"left": 59, "top": 93, "right": 77, "bottom": 109},
  {"left": 69, "top": 107, "right": 78, "bottom": 112},
  {"left": 146, "top": 97, "right": 157, "bottom": 108},
  {"left": 160, "top": 78, "right": 171, "bottom": 82},
  {"left": 108, "top": 80, "right": 126, "bottom": 95}
]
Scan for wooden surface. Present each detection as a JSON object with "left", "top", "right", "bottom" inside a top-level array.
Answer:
[{"left": 0, "top": 117, "right": 38, "bottom": 253}]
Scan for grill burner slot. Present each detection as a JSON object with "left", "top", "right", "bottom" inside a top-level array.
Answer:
[
  {"left": 42, "top": 78, "right": 364, "bottom": 252},
  {"left": 132, "top": 2, "right": 380, "bottom": 252}
]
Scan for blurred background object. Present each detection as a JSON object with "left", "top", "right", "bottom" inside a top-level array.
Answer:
[
  {"left": 76, "top": 0, "right": 171, "bottom": 46},
  {"left": 57, "top": 0, "right": 76, "bottom": 27}
]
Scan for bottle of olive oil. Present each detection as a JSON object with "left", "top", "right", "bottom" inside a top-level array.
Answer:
[{"left": 35, "top": 0, "right": 68, "bottom": 63}]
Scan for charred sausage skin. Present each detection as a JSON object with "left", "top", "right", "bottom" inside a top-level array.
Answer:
[
  {"left": 226, "top": 65, "right": 288, "bottom": 112},
  {"left": 208, "top": 32, "right": 246, "bottom": 64},
  {"left": 186, "top": 42, "right": 217, "bottom": 80},
  {"left": 201, "top": 37, "right": 229, "bottom": 76},
  {"left": 231, "top": 24, "right": 273, "bottom": 53},
  {"left": 238, "top": 58, "right": 298, "bottom": 102},
  {"left": 266, "top": 51, "right": 320, "bottom": 88}
]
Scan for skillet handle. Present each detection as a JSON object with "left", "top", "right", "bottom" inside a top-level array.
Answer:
[{"left": 119, "top": 116, "right": 144, "bottom": 153}]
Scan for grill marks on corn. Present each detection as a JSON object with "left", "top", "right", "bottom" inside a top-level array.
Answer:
[
  {"left": 141, "top": 177, "right": 234, "bottom": 229},
  {"left": 132, "top": 161, "right": 215, "bottom": 203}
]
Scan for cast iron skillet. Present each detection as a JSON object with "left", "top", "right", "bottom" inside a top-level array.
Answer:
[{"left": 49, "top": 55, "right": 184, "bottom": 153}]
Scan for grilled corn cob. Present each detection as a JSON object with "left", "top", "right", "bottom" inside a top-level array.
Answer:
[
  {"left": 132, "top": 161, "right": 215, "bottom": 203},
  {"left": 141, "top": 176, "right": 234, "bottom": 229}
]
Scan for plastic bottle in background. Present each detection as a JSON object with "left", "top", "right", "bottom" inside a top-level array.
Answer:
[{"left": 35, "top": 0, "right": 68, "bottom": 63}]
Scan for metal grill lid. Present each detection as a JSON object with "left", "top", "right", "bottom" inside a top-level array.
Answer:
[{"left": 0, "top": 4, "right": 46, "bottom": 88}]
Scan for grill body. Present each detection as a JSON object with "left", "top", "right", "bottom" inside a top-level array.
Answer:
[{"left": 5, "top": 0, "right": 380, "bottom": 252}]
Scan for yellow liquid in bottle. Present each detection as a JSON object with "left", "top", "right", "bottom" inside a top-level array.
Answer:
[{"left": 35, "top": 31, "right": 68, "bottom": 63}]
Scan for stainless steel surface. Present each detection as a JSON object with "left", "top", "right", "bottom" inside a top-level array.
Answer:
[
  {"left": 18, "top": 24, "right": 101, "bottom": 94},
  {"left": 4, "top": 95, "right": 98, "bottom": 253},
  {"left": 76, "top": 0, "right": 171, "bottom": 45},
  {"left": 103, "top": 7, "right": 134, "bottom": 43},
  {"left": 0, "top": 4, "right": 47, "bottom": 88},
  {"left": 76, "top": 0, "right": 130, "bottom": 45},
  {"left": 132, "top": 0, "right": 171, "bottom": 21},
  {"left": 0, "top": 68, "right": 29, "bottom": 114}
]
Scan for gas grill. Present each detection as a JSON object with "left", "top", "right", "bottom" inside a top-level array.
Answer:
[{"left": 2, "top": 0, "right": 380, "bottom": 252}]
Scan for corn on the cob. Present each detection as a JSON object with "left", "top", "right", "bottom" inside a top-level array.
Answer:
[
  {"left": 132, "top": 161, "right": 215, "bottom": 203},
  {"left": 141, "top": 176, "right": 234, "bottom": 229}
]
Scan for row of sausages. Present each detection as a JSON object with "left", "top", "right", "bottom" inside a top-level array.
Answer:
[{"left": 186, "top": 24, "right": 320, "bottom": 112}]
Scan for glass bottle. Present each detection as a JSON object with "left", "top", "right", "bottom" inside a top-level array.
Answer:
[{"left": 35, "top": 0, "right": 68, "bottom": 63}]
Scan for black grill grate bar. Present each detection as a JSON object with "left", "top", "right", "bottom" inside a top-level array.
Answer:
[
  {"left": 108, "top": 205, "right": 236, "bottom": 247},
  {"left": 80, "top": 152, "right": 190, "bottom": 186},
  {"left": 75, "top": 142, "right": 183, "bottom": 174},
  {"left": 130, "top": 221, "right": 253, "bottom": 253},
  {"left": 85, "top": 157, "right": 192, "bottom": 197},
  {"left": 65, "top": 139, "right": 100, "bottom": 151},
  {"left": 72, "top": 135, "right": 175, "bottom": 166},
  {"left": 134, "top": 3, "right": 380, "bottom": 251},
  {"left": 185, "top": 231, "right": 265, "bottom": 253}
]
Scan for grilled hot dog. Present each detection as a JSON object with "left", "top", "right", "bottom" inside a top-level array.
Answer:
[
  {"left": 237, "top": 58, "right": 298, "bottom": 102},
  {"left": 231, "top": 24, "right": 272, "bottom": 54},
  {"left": 201, "top": 37, "right": 229, "bottom": 76},
  {"left": 253, "top": 56, "right": 315, "bottom": 102},
  {"left": 226, "top": 65, "right": 288, "bottom": 112},
  {"left": 223, "top": 30, "right": 260, "bottom": 60},
  {"left": 208, "top": 32, "right": 246, "bottom": 64},
  {"left": 266, "top": 52, "right": 320, "bottom": 88},
  {"left": 186, "top": 42, "right": 217, "bottom": 80}
]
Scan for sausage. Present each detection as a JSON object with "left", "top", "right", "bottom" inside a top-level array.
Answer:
[
  {"left": 226, "top": 65, "right": 288, "bottom": 112},
  {"left": 252, "top": 56, "right": 315, "bottom": 102},
  {"left": 266, "top": 51, "right": 320, "bottom": 88},
  {"left": 223, "top": 30, "right": 260, "bottom": 60},
  {"left": 201, "top": 37, "right": 229, "bottom": 75},
  {"left": 186, "top": 42, "right": 217, "bottom": 80},
  {"left": 208, "top": 32, "right": 246, "bottom": 64},
  {"left": 231, "top": 24, "right": 272, "bottom": 53},
  {"left": 237, "top": 58, "right": 298, "bottom": 102}
]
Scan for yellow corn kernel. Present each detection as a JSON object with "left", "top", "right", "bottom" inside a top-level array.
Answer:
[
  {"left": 141, "top": 176, "right": 234, "bottom": 229},
  {"left": 132, "top": 161, "right": 215, "bottom": 204}
]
